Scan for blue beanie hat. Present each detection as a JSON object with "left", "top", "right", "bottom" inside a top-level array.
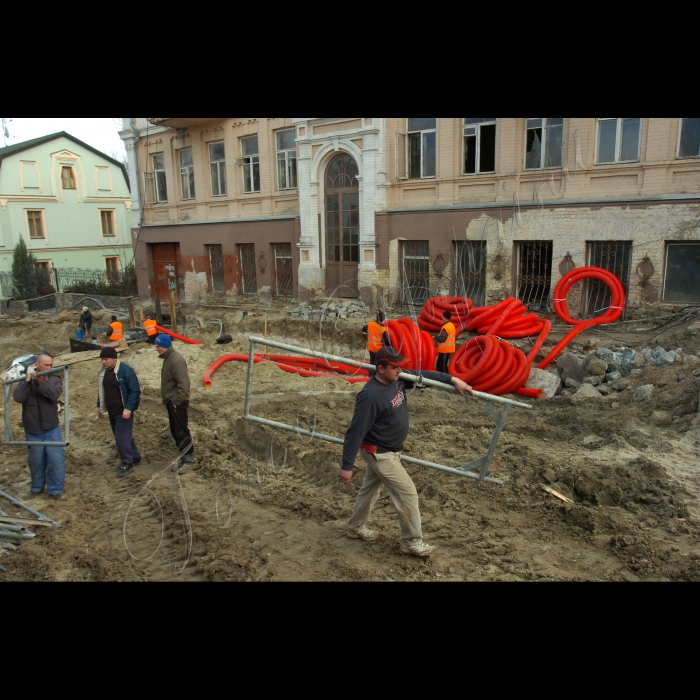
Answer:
[{"left": 154, "top": 333, "right": 172, "bottom": 348}]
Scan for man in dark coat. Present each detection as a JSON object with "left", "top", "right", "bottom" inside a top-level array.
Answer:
[
  {"left": 97, "top": 347, "right": 142, "bottom": 477},
  {"left": 79, "top": 306, "right": 93, "bottom": 334},
  {"left": 13, "top": 352, "right": 67, "bottom": 500}
]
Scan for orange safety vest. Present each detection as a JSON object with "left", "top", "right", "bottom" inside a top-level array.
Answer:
[
  {"left": 438, "top": 322, "right": 456, "bottom": 354},
  {"left": 367, "top": 321, "right": 386, "bottom": 353},
  {"left": 109, "top": 321, "right": 123, "bottom": 341},
  {"left": 143, "top": 319, "right": 158, "bottom": 336}
]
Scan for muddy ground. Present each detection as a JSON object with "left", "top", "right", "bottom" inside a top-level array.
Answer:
[{"left": 1, "top": 304, "right": 699, "bottom": 582}]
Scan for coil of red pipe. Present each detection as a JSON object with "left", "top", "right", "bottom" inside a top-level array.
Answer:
[
  {"left": 155, "top": 324, "right": 204, "bottom": 346},
  {"left": 203, "top": 354, "right": 369, "bottom": 387}
]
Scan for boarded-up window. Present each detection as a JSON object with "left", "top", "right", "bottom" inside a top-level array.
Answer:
[
  {"left": 21, "top": 161, "right": 39, "bottom": 189},
  {"left": 96, "top": 166, "right": 112, "bottom": 191},
  {"left": 664, "top": 243, "right": 700, "bottom": 303}
]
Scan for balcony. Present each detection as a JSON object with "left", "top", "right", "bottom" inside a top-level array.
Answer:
[{"left": 148, "top": 118, "right": 226, "bottom": 128}]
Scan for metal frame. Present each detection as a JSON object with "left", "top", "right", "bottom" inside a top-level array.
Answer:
[
  {"left": 3, "top": 365, "right": 70, "bottom": 447},
  {"left": 0, "top": 491, "right": 61, "bottom": 528},
  {"left": 242, "top": 336, "right": 532, "bottom": 487}
]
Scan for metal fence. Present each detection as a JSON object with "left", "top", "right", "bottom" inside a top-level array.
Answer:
[{"left": 0, "top": 265, "right": 138, "bottom": 301}]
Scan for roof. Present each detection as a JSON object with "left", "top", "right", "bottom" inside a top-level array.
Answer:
[{"left": 0, "top": 131, "right": 129, "bottom": 191}]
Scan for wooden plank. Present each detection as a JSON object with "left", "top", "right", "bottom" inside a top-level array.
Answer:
[
  {"left": 128, "top": 299, "right": 136, "bottom": 329},
  {"left": 541, "top": 484, "right": 574, "bottom": 504}
]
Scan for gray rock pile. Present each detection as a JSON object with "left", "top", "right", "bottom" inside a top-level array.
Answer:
[{"left": 286, "top": 300, "right": 371, "bottom": 322}]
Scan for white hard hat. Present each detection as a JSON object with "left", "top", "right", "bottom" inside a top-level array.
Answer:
[{"left": 82, "top": 306, "right": 89, "bottom": 311}]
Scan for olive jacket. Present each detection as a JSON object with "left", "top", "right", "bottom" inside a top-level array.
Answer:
[{"left": 160, "top": 347, "right": 191, "bottom": 405}]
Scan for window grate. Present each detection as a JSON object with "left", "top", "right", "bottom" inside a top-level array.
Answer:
[
  {"left": 274, "top": 244, "right": 294, "bottom": 297},
  {"left": 585, "top": 241, "right": 632, "bottom": 318},
  {"left": 452, "top": 241, "right": 487, "bottom": 306},
  {"left": 208, "top": 245, "right": 225, "bottom": 294},
  {"left": 517, "top": 241, "right": 553, "bottom": 310},
  {"left": 240, "top": 244, "right": 257, "bottom": 295},
  {"left": 401, "top": 241, "right": 430, "bottom": 305}
]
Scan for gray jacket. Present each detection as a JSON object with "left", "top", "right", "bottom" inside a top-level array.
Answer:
[
  {"left": 160, "top": 347, "right": 191, "bottom": 405},
  {"left": 13, "top": 376, "right": 63, "bottom": 435}
]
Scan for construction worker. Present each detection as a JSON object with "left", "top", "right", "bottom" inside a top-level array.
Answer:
[
  {"left": 339, "top": 347, "right": 473, "bottom": 557},
  {"left": 362, "top": 311, "right": 391, "bottom": 367},
  {"left": 79, "top": 306, "right": 93, "bottom": 334},
  {"left": 143, "top": 315, "right": 158, "bottom": 344},
  {"left": 154, "top": 334, "right": 197, "bottom": 472},
  {"left": 435, "top": 310, "right": 456, "bottom": 374},
  {"left": 13, "top": 352, "right": 67, "bottom": 500},
  {"left": 108, "top": 315, "right": 123, "bottom": 342},
  {"left": 97, "top": 347, "right": 142, "bottom": 478}
]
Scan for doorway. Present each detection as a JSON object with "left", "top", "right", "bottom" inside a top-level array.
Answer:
[
  {"left": 152, "top": 243, "right": 183, "bottom": 301},
  {"left": 585, "top": 241, "right": 632, "bottom": 318},
  {"left": 325, "top": 154, "right": 359, "bottom": 297},
  {"left": 274, "top": 243, "right": 293, "bottom": 297},
  {"left": 207, "top": 245, "right": 225, "bottom": 294},
  {"left": 515, "top": 240, "right": 553, "bottom": 311}
]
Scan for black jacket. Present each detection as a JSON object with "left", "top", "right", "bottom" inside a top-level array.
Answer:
[
  {"left": 13, "top": 376, "right": 63, "bottom": 435},
  {"left": 341, "top": 370, "right": 452, "bottom": 470},
  {"left": 80, "top": 309, "right": 93, "bottom": 326}
]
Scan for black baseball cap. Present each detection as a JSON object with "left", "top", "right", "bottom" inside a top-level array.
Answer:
[{"left": 375, "top": 347, "right": 409, "bottom": 367}]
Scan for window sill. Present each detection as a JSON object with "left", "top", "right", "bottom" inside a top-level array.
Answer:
[
  {"left": 404, "top": 177, "right": 436, "bottom": 182},
  {"left": 594, "top": 160, "right": 640, "bottom": 166},
  {"left": 461, "top": 172, "right": 496, "bottom": 177},
  {"left": 676, "top": 154, "right": 700, "bottom": 161},
  {"left": 523, "top": 166, "right": 563, "bottom": 172}
]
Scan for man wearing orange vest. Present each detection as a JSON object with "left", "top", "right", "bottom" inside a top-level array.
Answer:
[
  {"left": 362, "top": 311, "right": 391, "bottom": 368},
  {"left": 435, "top": 310, "right": 456, "bottom": 374},
  {"left": 109, "top": 315, "right": 123, "bottom": 342},
  {"left": 143, "top": 316, "right": 158, "bottom": 344}
]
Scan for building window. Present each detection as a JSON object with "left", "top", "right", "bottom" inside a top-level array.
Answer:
[
  {"left": 276, "top": 129, "right": 297, "bottom": 190},
  {"left": 179, "top": 148, "right": 195, "bottom": 200},
  {"left": 104, "top": 256, "right": 120, "bottom": 282},
  {"left": 525, "top": 118, "right": 564, "bottom": 170},
  {"left": 407, "top": 118, "right": 436, "bottom": 179},
  {"left": 241, "top": 136, "right": 260, "bottom": 193},
  {"left": 664, "top": 243, "right": 700, "bottom": 303},
  {"left": 153, "top": 153, "right": 168, "bottom": 202},
  {"left": 61, "top": 166, "right": 76, "bottom": 189},
  {"left": 36, "top": 260, "right": 51, "bottom": 271},
  {"left": 596, "top": 118, "right": 641, "bottom": 164},
  {"left": 678, "top": 118, "right": 700, "bottom": 159},
  {"left": 100, "top": 210, "right": 116, "bottom": 237},
  {"left": 464, "top": 118, "right": 497, "bottom": 174},
  {"left": 209, "top": 142, "right": 227, "bottom": 196},
  {"left": 27, "top": 210, "right": 44, "bottom": 239}
]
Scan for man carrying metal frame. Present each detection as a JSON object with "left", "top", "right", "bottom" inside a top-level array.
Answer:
[
  {"left": 339, "top": 347, "right": 473, "bottom": 557},
  {"left": 12, "top": 353, "right": 67, "bottom": 500}
]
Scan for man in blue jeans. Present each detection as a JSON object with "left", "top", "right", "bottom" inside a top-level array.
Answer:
[
  {"left": 97, "top": 347, "right": 142, "bottom": 477},
  {"left": 13, "top": 352, "right": 67, "bottom": 500}
]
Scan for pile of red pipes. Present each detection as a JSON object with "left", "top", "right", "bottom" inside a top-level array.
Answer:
[
  {"left": 199, "top": 266, "right": 625, "bottom": 398},
  {"left": 411, "top": 266, "right": 626, "bottom": 397}
]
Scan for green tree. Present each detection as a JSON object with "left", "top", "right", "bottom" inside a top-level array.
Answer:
[{"left": 11, "top": 238, "right": 40, "bottom": 299}]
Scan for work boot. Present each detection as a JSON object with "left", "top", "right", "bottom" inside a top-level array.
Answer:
[
  {"left": 178, "top": 454, "right": 197, "bottom": 473},
  {"left": 118, "top": 463, "right": 135, "bottom": 478},
  {"left": 400, "top": 540, "right": 436, "bottom": 557},
  {"left": 347, "top": 525, "right": 379, "bottom": 542},
  {"left": 48, "top": 493, "right": 67, "bottom": 501},
  {"left": 25, "top": 490, "right": 43, "bottom": 499}
]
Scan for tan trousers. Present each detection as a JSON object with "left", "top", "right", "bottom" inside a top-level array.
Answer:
[{"left": 347, "top": 450, "right": 423, "bottom": 542}]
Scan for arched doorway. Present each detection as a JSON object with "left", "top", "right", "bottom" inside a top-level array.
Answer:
[{"left": 325, "top": 154, "right": 359, "bottom": 296}]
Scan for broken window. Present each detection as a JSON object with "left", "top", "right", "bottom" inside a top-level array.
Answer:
[
  {"left": 151, "top": 153, "right": 167, "bottom": 202},
  {"left": 407, "top": 118, "right": 436, "bottom": 179},
  {"left": 664, "top": 243, "right": 700, "bottom": 303},
  {"left": 596, "top": 118, "right": 641, "bottom": 164},
  {"left": 209, "top": 142, "right": 227, "bottom": 197},
  {"left": 463, "top": 118, "right": 496, "bottom": 174},
  {"left": 241, "top": 135, "right": 260, "bottom": 193},
  {"left": 276, "top": 129, "right": 297, "bottom": 190},
  {"left": 401, "top": 240, "right": 431, "bottom": 304},
  {"left": 179, "top": 148, "right": 195, "bottom": 200},
  {"left": 516, "top": 241, "right": 553, "bottom": 310},
  {"left": 525, "top": 118, "right": 564, "bottom": 170},
  {"left": 678, "top": 118, "right": 700, "bottom": 158}
]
